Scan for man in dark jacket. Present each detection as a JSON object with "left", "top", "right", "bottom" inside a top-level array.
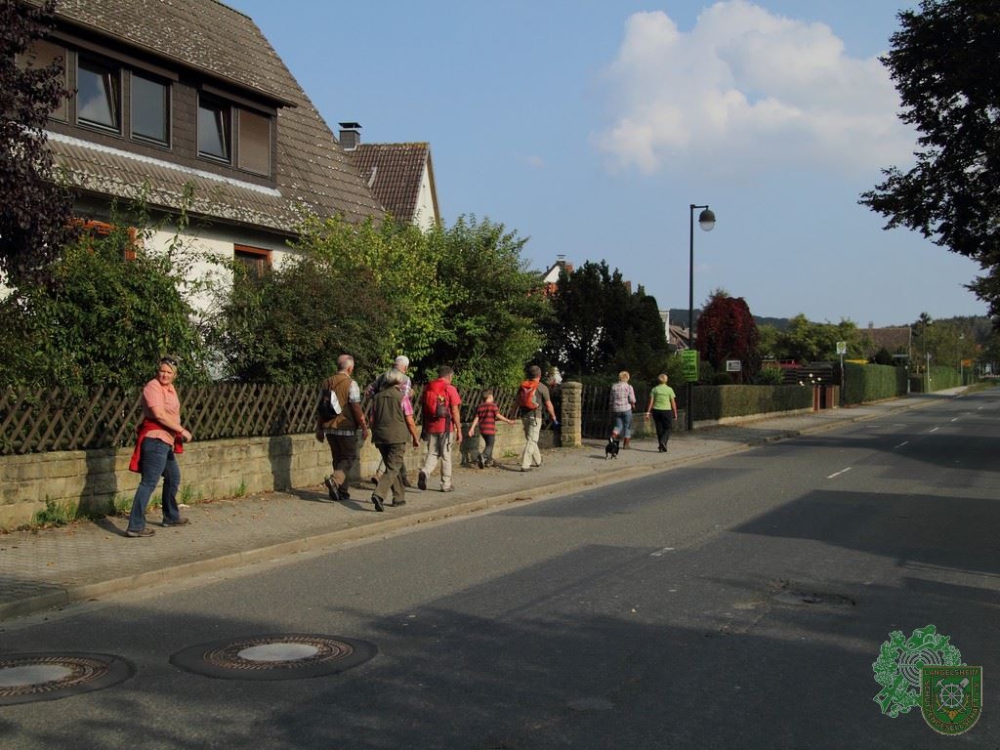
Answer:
[{"left": 369, "top": 368, "right": 420, "bottom": 511}]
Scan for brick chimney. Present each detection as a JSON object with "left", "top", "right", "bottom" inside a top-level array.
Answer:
[{"left": 338, "top": 122, "right": 361, "bottom": 151}]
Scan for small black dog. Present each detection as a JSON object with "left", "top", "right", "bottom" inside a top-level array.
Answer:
[{"left": 605, "top": 437, "right": 621, "bottom": 459}]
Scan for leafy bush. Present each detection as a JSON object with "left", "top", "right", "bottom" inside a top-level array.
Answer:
[
  {"left": 754, "top": 367, "right": 785, "bottom": 385},
  {"left": 0, "top": 214, "right": 208, "bottom": 392}
]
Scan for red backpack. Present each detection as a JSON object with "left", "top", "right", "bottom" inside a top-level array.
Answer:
[
  {"left": 422, "top": 379, "right": 450, "bottom": 421},
  {"left": 518, "top": 379, "right": 539, "bottom": 410}
]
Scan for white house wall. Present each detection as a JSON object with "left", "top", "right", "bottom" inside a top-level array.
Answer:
[
  {"left": 413, "top": 166, "right": 438, "bottom": 231},
  {"left": 143, "top": 222, "right": 295, "bottom": 316}
]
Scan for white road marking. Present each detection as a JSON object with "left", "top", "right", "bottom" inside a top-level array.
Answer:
[
  {"left": 930, "top": 427, "right": 939, "bottom": 433},
  {"left": 651, "top": 547, "right": 675, "bottom": 557},
  {"left": 951, "top": 418, "right": 959, "bottom": 422},
  {"left": 827, "top": 468, "right": 852, "bottom": 479},
  {"left": 894, "top": 441, "right": 909, "bottom": 449}
]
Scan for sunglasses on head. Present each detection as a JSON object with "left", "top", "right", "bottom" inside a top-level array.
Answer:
[{"left": 160, "top": 357, "right": 179, "bottom": 368}]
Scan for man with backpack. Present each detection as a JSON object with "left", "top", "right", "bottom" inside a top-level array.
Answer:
[
  {"left": 519, "top": 364, "right": 558, "bottom": 472},
  {"left": 418, "top": 365, "right": 462, "bottom": 492},
  {"left": 315, "top": 354, "right": 368, "bottom": 502}
]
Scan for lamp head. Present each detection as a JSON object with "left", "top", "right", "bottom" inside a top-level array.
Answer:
[{"left": 698, "top": 208, "right": 716, "bottom": 232}]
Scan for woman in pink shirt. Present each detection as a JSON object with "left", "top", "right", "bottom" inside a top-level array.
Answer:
[{"left": 125, "top": 356, "right": 193, "bottom": 538}]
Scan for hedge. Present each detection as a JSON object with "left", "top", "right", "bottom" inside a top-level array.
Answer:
[
  {"left": 692, "top": 384, "right": 812, "bottom": 421},
  {"left": 842, "top": 363, "right": 907, "bottom": 405}
]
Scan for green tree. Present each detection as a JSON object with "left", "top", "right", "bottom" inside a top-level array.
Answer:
[
  {"left": 292, "top": 214, "right": 448, "bottom": 367},
  {"left": 542, "top": 260, "right": 669, "bottom": 380},
  {"left": 860, "top": 0, "right": 1000, "bottom": 315},
  {"left": 429, "top": 216, "right": 549, "bottom": 386},
  {"left": 757, "top": 324, "right": 784, "bottom": 360},
  {"left": 0, "top": 0, "right": 76, "bottom": 285},
  {"left": 781, "top": 315, "right": 861, "bottom": 362}
]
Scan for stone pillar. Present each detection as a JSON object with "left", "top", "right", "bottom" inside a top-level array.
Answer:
[{"left": 559, "top": 381, "right": 582, "bottom": 447}]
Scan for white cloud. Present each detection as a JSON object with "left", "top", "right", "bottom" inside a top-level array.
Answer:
[{"left": 594, "top": 1, "right": 913, "bottom": 176}]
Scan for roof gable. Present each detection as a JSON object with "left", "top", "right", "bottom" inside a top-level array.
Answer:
[{"left": 350, "top": 143, "right": 434, "bottom": 225}]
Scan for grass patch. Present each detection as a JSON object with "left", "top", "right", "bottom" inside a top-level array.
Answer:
[{"left": 30, "top": 498, "right": 77, "bottom": 528}]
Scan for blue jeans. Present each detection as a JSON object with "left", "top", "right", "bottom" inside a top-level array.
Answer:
[
  {"left": 612, "top": 410, "right": 633, "bottom": 439},
  {"left": 127, "top": 439, "right": 181, "bottom": 531}
]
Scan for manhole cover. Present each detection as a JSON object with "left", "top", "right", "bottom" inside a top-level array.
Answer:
[
  {"left": 170, "top": 634, "right": 377, "bottom": 681},
  {"left": 0, "top": 653, "right": 134, "bottom": 706}
]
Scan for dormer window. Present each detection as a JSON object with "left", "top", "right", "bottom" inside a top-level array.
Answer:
[
  {"left": 77, "top": 55, "right": 121, "bottom": 132},
  {"left": 198, "top": 96, "right": 231, "bottom": 162}
]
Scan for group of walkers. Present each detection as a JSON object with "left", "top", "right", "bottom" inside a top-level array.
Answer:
[
  {"left": 313, "top": 357, "right": 559, "bottom": 512},
  {"left": 123, "top": 354, "right": 673, "bottom": 535}
]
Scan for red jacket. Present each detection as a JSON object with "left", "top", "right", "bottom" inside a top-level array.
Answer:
[{"left": 129, "top": 419, "right": 183, "bottom": 473}]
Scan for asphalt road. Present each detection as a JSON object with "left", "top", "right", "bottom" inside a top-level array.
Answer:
[{"left": 3, "top": 391, "right": 998, "bottom": 748}]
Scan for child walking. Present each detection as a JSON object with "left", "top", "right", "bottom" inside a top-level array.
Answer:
[{"left": 467, "top": 388, "right": 516, "bottom": 468}]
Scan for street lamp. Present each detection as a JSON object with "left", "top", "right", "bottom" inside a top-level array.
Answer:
[
  {"left": 687, "top": 204, "right": 716, "bottom": 431},
  {"left": 958, "top": 333, "right": 965, "bottom": 383}
]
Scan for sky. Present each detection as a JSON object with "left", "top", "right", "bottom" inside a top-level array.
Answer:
[{"left": 228, "top": 0, "right": 988, "bottom": 327}]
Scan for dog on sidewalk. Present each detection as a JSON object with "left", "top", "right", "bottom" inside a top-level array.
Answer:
[{"left": 605, "top": 436, "right": 621, "bottom": 459}]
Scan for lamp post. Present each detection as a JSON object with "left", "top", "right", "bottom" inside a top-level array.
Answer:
[
  {"left": 958, "top": 333, "right": 965, "bottom": 384},
  {"left": 687, "top": 204, "right": 716, "bottom": 431}
]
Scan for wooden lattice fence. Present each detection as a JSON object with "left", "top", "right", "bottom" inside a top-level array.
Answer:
[{"left": 0, "top": 382, "right": 525, "bottom": 456}]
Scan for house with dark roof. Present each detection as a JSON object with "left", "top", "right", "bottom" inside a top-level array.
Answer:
[
  {"left": 861, "top": 324, "right": 911, "bottom": 361},
  {"left": 18, "top": 0, "right": 382, "bottom": 278},
  {"left": 339, "top": 123, "right": 440, "bottom": 231}
]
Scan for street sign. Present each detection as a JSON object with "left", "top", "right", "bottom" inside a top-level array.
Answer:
[
  {"left": 726, "top": 360, "right": 741, "bottom": 372},
  {"left": 836, "top": 341, "right": 847, "bottom": 355},
  {"left": 682, "top": 350, "right": 699, "bottom": 383}
]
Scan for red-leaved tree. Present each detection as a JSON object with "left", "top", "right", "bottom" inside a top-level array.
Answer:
[{"left": 696, "top": 289, "right": 760, "bottom": 377}]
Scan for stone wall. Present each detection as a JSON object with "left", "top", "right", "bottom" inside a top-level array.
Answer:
[{"left": 0, "top": 411, "right": 562, "bottom": 530}]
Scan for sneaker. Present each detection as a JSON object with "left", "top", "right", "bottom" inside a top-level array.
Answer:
[
  {"left": 477, "top": 454, "right": 485, "bottom": 469},
  {"left": 323, "top": 476, "right": 340, "bottom": 502},
  {"left": 392, "top": 498, "right": 407, "bottom": 507},
  {"left": 162, "top": 517, "right": 190, "bottom": 527},
  {"left": 126, "top": 528, "right": 155, "bottom": 538},
  {"left": 417, "top": 470, "right": 427, "bottom": 491},
  {"left": 441, "top": 486, "right": 454, "bottom": 493},
  {"left": 370, "top": 494, "right": 385, "bottom": 512},
  {"left": 340, "top": 486, "right": 351, "bottom": 501},
  {"left": 401, "top": 474, "right": 413, "bottom": 488}
]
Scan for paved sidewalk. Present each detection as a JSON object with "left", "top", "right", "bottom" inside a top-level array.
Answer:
[{"left": 0, "top": 391, "right": 965, "bottom": 621}]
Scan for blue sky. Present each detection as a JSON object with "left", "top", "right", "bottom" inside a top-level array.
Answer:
[{"left": 229, "top": 0, "right": 986, "bottom": 327}]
